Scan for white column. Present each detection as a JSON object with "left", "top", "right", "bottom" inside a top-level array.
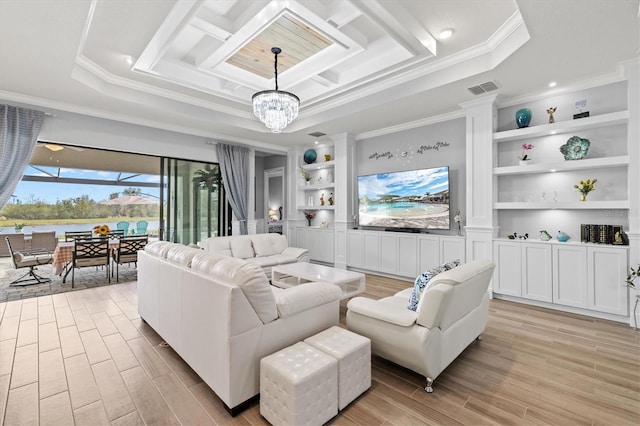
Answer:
[
  {"left": 330, "top": 132, "right": 355, "bottom": 269},
  {"left": 623, "top": 59, "right": 640, "bottom": 327},
  {"left": 459, "top": 94, "right": 499, "bottom": 262}
]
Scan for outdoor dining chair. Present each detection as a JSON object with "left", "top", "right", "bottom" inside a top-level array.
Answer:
[
  {"left": 116, "top": 221, "right": 129, "bottom": 235},
  {"left": 108, "top": 229, "right": 125, "bottom": 238},
  {"left": 30, "top": 230, "right": 58, "bottom": 252},
  {"left": 64, "top": 231, "right": 93, "bottom": 241},
  {"left": 5, "top": 236, "right": 53, "bottom": 286},
  {"left": 69, "top": 238, "right": 110, "bottom": 287},
  {"left": 112, "top": 235, "right": 148, "bottom": 282},
  {"left": 133, "top": 220, "right": 148, "bottom": 235}
]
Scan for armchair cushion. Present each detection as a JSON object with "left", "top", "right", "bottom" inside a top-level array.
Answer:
[
  {"left": 347, "top": 297, "right": 417, "bottom": 327},
  {"left": 252, "top": 234, "right": 287, "bottom": 257},
  {"left": 408, "top": 259, "right": 461, "bottom": 311},
  {"left": 230, "top": 238, "right": 255, "bottom": 259}
]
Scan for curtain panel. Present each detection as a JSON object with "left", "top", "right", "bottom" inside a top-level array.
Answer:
[
  {"left": 216, "top": 143, "right": 249, "bottom": 235},
  {"left": 0, "top": 105, "right": 45, "bottom": 210}
]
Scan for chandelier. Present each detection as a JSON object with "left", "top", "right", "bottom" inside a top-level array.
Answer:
[{"left": 252, "top": 47, "right": 300, "bottom": 133}]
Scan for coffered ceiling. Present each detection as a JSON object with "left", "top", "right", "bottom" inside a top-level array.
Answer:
[{"left": 0, "top": 0, "right": 638, "bottom": 153}]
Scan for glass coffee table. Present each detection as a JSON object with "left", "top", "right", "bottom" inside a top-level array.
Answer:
[{"left": 271, "top": 263, "right": 366, "bottom": 300}]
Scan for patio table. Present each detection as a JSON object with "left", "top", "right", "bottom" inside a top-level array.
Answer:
[{"left": 52, "top": 239, "right": 119, "bottom": 275}]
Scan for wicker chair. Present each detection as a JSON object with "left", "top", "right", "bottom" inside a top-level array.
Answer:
[{"left": 5, "top": 236, "right": 53, "bottom": 285}]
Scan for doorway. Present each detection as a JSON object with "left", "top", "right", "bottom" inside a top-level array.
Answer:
[{"left": 264, "top": 167, "right": 284, "bottom": 234}]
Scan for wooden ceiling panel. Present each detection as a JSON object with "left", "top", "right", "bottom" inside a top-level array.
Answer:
[{"left": 226, "top": 13, "right": 332, "bottom": 79}]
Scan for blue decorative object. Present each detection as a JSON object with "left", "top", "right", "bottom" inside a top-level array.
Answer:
[
  {"left": 556, "top": 231, "right": 570, "bottom": 242},
  {"left": 303, "top": 149, "right": 317, "bottom": 164},
  {"left": 559, "top": 136, "right": 590, "bottom": 160},
  {"left": 515, "top": 108, "right": 532, "bottom": 128}
]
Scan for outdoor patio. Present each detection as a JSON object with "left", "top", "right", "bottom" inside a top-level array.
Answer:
[{"left": 0, "top": 257, "right": 137, "bottom": 302}]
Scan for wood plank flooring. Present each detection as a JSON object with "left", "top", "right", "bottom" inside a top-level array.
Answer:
[{"left": 0, "top": 274, "right": 638, "bottom": 425}]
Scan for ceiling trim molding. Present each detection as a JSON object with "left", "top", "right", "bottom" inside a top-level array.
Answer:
[
  {"left": 355, "top": 110, "right": 465, "bottom": 141},
  {"left": 496, "top": 69, "right": 628, "bottom": 109}
]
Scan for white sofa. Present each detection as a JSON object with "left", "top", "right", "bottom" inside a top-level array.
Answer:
[
  {"left": 198, "top": 233, "right": 309, "bottom": 276},
  {"left": 137, "top": 241, "right": 342, "bottom": 413},
  {"left": 346, "top": 258, "right": 495, "bottom": 392}
]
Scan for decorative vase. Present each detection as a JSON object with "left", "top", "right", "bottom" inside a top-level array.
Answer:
[
  {"left": 305, "top": 180, "right": 311, "bottom": 186},
  {"left": 557, "top": 231, "right": 570, "bottom": 242},
  {"left": 580, "top": 193, "right": 588, "bottom": 202},
  {"left": 519, "top": 160, "right": 531, "bottom": 166},
  {"left": 307, "top": 218, "right": 311, "bottom": 226},
  {"left": 515, "top": 108, "right": 532, "bottom": 128},
  {"left": 303, "top": 149, "right": 317, "bottom": 164}
]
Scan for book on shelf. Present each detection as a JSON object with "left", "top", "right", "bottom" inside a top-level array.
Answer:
[{"left": 580, "top": 224, "right": 626, "bottom": 245}]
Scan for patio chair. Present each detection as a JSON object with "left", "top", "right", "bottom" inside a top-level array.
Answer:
[
  {"left": 112, "top": 235, "right": 148, "bottom": 282},
  {"left": 0, "top": 233, "right": 26, "bottom": 257},
  {"left": 133, "top": 220, "right": 148, "bottom": 235},
  {"left": 108, "top": 229, "right": 125, "bottom": 238},
  {"left": 5, "top": 236, "right": 53, "bottom": 286},
  {"left": 30, "top": 230, "right": 58, "bottom": 252},
  {"left": 116, "top": 221, "right": 130, "bottom": 235},
  {"left": 69, "top": 238, "right": 110, "bottom": 288},
  {"left": 65, "top": 231, "right": 93, "bottom": 241}
]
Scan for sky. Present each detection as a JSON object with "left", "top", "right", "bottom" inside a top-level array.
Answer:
[
  {"left": 10, "top": 166, "right": 161, "bottom": 204},
  {"left": 357, "top": 166, "right": 449, "bottom": 199}
]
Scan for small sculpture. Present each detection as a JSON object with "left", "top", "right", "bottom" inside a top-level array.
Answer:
[
  {"left": 547, "top": 106, "right": 557, "bottom": 124},
  {"left": 328, "top": 192, "right": 334, "bottom": 205},
  {"left": 557, "top": 231, "right": 570, "bottom": 242},
  {"left": 539, "top": 230, "right": 552, "bottom": 241},
  {"left": 320, "top": 193, "right": 325, "bottom": 206},
  {"left": 324, "top": 154, "right": 331, "bottom": 161}
]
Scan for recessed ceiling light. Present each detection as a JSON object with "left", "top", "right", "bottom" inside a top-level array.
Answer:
[
  {"left": 438, "top": 28, "right": 454, "bottom": 40},
  {"left": 548, "top": 81, "right": 557, "bottom": 88},
  {"left": 314, "top": 141, "right": 319, "bottom": 145},
  {"left": 124, "top": 55, "right": 133, "bottom": 65}
]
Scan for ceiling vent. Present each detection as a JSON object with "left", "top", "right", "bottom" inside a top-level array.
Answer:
[
  {"left": 308, "top": 131, "right": 326, "bottom": 137},
  {"left": 467, "top": 81, "right": 498, "bottom": 95}
]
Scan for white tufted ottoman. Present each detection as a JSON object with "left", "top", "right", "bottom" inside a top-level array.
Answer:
[
  {"left": 304, "top": 326, "right": 371, "bottom": 410},
  {"left": 260, "top": 341, "right": 338, "bottom": 425}
]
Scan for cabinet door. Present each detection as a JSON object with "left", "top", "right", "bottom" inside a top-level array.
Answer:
[
  {"left": 316, "top": 229, "right": 335, "bottom": 263},
  {"left": 296, "top": 228, "right": 309, "bottom": 253},
  {"left": 363, "top": 232, "right": 380, "bottom": 271},
  {"left": 397, "top": 235, "right": 417, "bottom": 278},
  {"left": 347, "top": 231, "right": 364, "bottom": 268},
  {"left": 587, "top": 247, "right": 628, "bottom": 315},
  {"left": 380, "top": 234, "right": 397, "bottom": 274},
  {"left": 552, "top": 245, "right": 587, "bottom": 308},
  {"left": 493, "top": 241, "right": 522, "bottom": 297},
  {"left": 522, "top": 244, "right": 552, "bottom": 302},
  {"left": 417, "top": 235, "right": 439, "bottom": 272},
  {"left": 441, "top": 237, "right": 465, "bottom": 264}
]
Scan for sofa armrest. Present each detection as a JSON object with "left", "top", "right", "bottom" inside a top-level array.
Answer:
[
  {"left": 347, "top": 297, "right": 417, "bottom": 327},
  {"left": 274, "top": 282, "right": 341, "bottom": 318},
  {"left": 281, "top": 246, "right": 309, "bottom": 262}
]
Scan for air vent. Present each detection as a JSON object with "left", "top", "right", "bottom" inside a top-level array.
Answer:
[
  {"left": 308, "top": 131, "right": 326, "bottom": 137},
  {"left": 467, "top": 81, "right": 498, "bottom": 95}
]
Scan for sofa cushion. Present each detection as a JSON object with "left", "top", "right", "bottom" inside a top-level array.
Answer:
[
  {"left": 144, "top": 241, "right": 174, "bottom": 258},
  {"left": 408, "top": 259, "right": 461, "bottom": 311},
  {"left": 165, "top": 245, "right": 203, "bottom": 267},
  {"left": 230, "top": 238, "right": 255, "bottom": 259},
  {"left": 206, "top": 257, "right": 277, "bottom": 324},
  {"left": 190, "top": 252, "right": 232, "bottom": 273},
  {"left": 252, "top": 235, "right": 282, "bottom": 257}
]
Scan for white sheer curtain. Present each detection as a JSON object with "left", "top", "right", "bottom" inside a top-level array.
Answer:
[
  {"left": 0, "top": 105, "right": 45, "bottom": 210},
  {"left": 216, "top": 143, "right": 249, "bottom": 235}
]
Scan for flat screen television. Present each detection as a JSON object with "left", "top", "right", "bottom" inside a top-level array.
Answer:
[{"left": 357, "top": 166, "right": 450, "bottom": 231}]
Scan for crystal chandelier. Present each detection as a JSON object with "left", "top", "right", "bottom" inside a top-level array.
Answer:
[{"left": 252, "top": 47, "right": 300, "bottom": 133}]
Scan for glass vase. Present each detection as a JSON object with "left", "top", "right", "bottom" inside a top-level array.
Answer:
[
  {"left": 580, "top": 193, "right": 588, "bottom": 202},
  {"left": 307, "top": 218, "right": 311, "bottom": 226}
]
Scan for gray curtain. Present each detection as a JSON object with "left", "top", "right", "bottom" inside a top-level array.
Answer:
[
  {"left": 0, "top": 105, "right": 45, "bottom": 210},
  {"left": 216, "top": 143, "right": 249, "bottom": 235}
]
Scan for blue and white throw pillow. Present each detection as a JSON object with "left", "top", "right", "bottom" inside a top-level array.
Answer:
[{"left": 407, "top": 259, "right": 461, "bottom": 311}]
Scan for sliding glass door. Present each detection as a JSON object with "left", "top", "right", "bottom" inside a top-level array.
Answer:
[{"left": 161, "top": 158, "right": 230, "bottom": 244}]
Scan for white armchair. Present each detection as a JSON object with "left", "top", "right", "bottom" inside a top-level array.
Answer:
[{"left": 346, "top": 258, "right": 495, "bottom": 392}]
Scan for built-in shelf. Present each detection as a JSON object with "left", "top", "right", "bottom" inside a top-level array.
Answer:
[
  {"left": 493, "top": 111, "right": 629, "bottom": 142},
  {"left": 494, "top": 200, "right": 629, "bottom": 210},
  {"left": 296, "top": 205, "right": 336, "bottom": 210},
  {"left": 493, "top": 237, "right": 630, "bottom": 248},
  {"left": 300, "top": 160, "right": 335, "bottom": 170},
  {"left": 297, "top": 183, "right": 335, "bottom": 190},
  {"left": 494, "top": 155, "right": 630, "bottom": 175}
]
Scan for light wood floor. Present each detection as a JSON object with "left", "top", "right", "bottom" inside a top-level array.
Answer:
[{"left": 1, "top": 274, "right": 638, "bottom": 425}]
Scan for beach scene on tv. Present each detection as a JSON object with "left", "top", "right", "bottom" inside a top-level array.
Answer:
[{"left": 357, "top": 166, "right": 450, "bottom": 230}]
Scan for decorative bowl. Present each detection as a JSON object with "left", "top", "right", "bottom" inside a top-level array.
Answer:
[{"left": 559, "top": 136, "right": 590, "bottom": 160}]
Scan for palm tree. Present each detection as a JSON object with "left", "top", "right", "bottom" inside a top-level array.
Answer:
[{"left": 193, "top": 165, "right": 222, "bottom": 238}]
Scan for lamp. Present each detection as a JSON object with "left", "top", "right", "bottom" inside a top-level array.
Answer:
[
  {"left": 268, "top": 209, "right": 277, "bottom": 221},
  {"left": 252, "top": 47, "right": 300, "bottom": 133}
]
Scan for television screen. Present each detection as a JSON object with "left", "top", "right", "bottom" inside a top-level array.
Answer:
[{"left": 357, "top": 166, "right": 450, "bottom": 230}]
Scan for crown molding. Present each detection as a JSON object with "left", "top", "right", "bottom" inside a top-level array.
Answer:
[{"left": 355, "top": 109, "right": 465, "bottom": 140}]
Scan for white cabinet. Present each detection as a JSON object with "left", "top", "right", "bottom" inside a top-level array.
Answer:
[
  {"left": 296, "top": 228, "right": 334, "bottom": 263},
  {"left": 348, "top": 230, "right": 464, "bottom": 279},
  {"left": 494, "top": 239, "right": 628, "bottom": 318},
  {"left": 552, "top": 244, "right": 589, "bottom": 309},
  {"left": 586, "top": 246, "right": 628, "bottom": 315}
]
